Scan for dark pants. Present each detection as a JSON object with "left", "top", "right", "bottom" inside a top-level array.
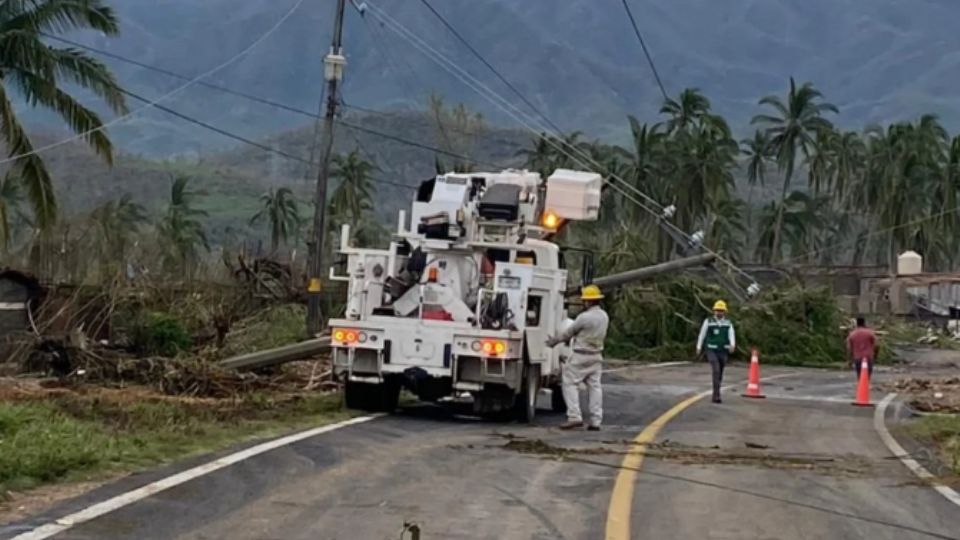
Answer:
[
  {"left": 706, "top": 349, "right": 728, "bottom": 400},
  {"left": 853, "top": 360, "right": 874, "bottom": 379}
]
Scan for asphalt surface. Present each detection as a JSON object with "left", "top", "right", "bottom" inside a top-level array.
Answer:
[{"left": 5, "top": 362, "right": 959, "bottom": 540}]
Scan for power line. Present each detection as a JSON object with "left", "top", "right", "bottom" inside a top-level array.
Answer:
[
  {"left": 358, "top": 12, "right": 422, "bottom": 108},
  {"left": 620, "top": 0, "right": 669, "bottom": 102},
  {"left": 363, "top": 1, "right": 757, "bottom": 288},
  {"left": 119, "top": 88, "right": 417, "bottom": 191},
  {"left": 340, "top": 101, "right": 523, "bottom": 148},
  {"left": 41, "top": 33, "right": 489, "bottom": 166},
  {"left": 416, "top": 0, "right": 564, "bottom": 135},
  {"left": 42, "top": 33, "right": 318, "bottom": 119},
  {"left": 1, "top": 0, "right": 307, "bottom": 166},
  {"left": 337, "top": 119, "right": 493, "bottom": 165}
]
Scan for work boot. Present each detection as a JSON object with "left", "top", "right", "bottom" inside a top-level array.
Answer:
[
  {"left": 587, "top": 425, "right": 601, "bottom": 431},
  {"left": 559, "top": 420, "right": 583, "bottom": 430},
  {"left": 712, "top": 397, "right": 722, "bottom": 404}
]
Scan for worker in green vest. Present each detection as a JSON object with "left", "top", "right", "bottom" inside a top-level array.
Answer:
[{"left": 696, "top": 300, "right": 736, "bottom": 404}]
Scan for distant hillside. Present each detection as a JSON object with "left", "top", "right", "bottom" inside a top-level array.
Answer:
[
  {"left": 41, "top": 111, "right": 531, "bottom": 244},
  {"left": 15, "top": 0, "right": 960, "bottom": 156}
]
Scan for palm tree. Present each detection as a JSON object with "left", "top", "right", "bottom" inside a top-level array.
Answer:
[
  {"left": 0, "top": 0, "right": 127, "bottom": 228},
  {"left": 89, "top": 195, "right": 147, "bottom": 279},
  {"left": 702, "top": 197, "right": 747, "bottom": 261},
  {"left": 740, "top": 129, "right": 771, "bottom": 235},
  {"left": 250, "top": 187, "right": 300, "bottom": 255},
  {"left": 831, "top": 130, "right": 866, "bottom": 203},
  {"left": 851, "top": 118, "right": 947, "bottom": 270},
  {"left": 806, "top": 127, "right": 837, "bottom": 196},
  {"left": 659, "top": 88, "right": 711, "bottom": 134},
  {"left": 516, "top": 133, "right": 554, "bottom": 178},
  {"left": 754, "top": 191, "right": 832, "bottom": 263},
  {"left": 330, "top": 150, "right": 376, "bottom": 244},
  {"left": 752, "top": 78, "right": 837, "bottom": 261},
  {"left": 0, "top": 176, "right": 23, "bottom": 252},
  {"left": 158, "top": 175, "right": 209, "bottom": 274}
]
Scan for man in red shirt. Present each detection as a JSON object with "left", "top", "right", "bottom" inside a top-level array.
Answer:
[{"left": 846, "top": 317, "right": 877, "bottom": 378}]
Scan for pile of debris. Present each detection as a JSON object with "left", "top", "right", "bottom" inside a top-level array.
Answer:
[{"left": 886, "top": 377, "right": 960, "bottom": 413}]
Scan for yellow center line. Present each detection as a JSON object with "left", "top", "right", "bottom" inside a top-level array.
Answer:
[
  {"left": 604, "top": 391, "right": 707, "bottom": 540},
  {"left": 604, "top": 372, "right": 801, "bottom": 539}
]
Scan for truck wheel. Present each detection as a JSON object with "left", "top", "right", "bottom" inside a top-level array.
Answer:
[
  {"left": 345, "top": 381, "right": 400, "bottom": 413},
  {"left": 550, "top": 384, "right": 567, "bottom": 414},
  {"left": 514, "top": 364, "right": 540, "bottom": 423}
]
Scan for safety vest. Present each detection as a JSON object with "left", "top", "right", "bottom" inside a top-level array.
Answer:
[{"left": 704, "top": 318, "right": 732, "bottom": 350}]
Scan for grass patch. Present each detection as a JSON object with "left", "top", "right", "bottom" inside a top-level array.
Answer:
[
  {"left": 0, "top": 389, "right": 347, "bottom": 496},
  {"left": 907, "top": 414, "right": 960, "bottom": 475}
]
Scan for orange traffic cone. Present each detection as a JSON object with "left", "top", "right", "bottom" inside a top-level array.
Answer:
[
  {"left": 742, "top": 348, "right": 765, "bottom": 399},
  {"left": 852, "top": 358, "right": 874, "bottom": 407}
]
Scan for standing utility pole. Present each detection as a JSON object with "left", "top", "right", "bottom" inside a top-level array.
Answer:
[{"left": 306, "top": 0, "right": 348, "bottom": 336}]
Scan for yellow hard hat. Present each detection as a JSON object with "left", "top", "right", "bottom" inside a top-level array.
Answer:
[
  {"left": 581, "top": 284, "right": 604, "bottom": 300},
  {"left": 713, "top": 300, "right": 728, "bottom": 312}
]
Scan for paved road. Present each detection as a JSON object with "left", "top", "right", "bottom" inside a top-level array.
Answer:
[{"left": 5, "top": 363, "right": 959, "bottom": 540}]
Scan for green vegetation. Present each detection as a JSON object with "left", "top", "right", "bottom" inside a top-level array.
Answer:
[
  {"left": 131, "top": 312, "right": 192, "bottom": 357},
  {"left": 606, "top": 279, "right": 850, "bottom": 366},
  {"left": 0, "top": 391, "right": 347, "bottom": 495},
  {"left": 907, "top": 415, "right": 960, "bottom": 475}
]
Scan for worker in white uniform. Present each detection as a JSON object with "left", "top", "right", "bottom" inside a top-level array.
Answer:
[{"left": 546, "top": 285, "right": 609, "bottom": 431}]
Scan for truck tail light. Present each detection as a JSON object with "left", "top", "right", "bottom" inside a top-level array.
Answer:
[
  {"left": 481, "top": 340, "right": 506, "bottom": 356},
  {"left": 333, "top": 328, "right": 359, "bottom": 344}
]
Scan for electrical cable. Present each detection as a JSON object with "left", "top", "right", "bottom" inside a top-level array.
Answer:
[
  {"left": 359, "top": 12, "right": 422, "bottom": 108},
  {"left": 39, "top": 33, "right": 482, "bottom": 166},
  {"left": 619, "top": 0, "right": 669, "bottom": 101},
  {"left": 779, "top": 203, "right": 960, "bottom": 266},
  {"left": 336, "top": 119, "right": 494, "bottom": 165},
  {"left": 2, "top": 0, "right": 307, "bottom": 166},
  {"left": 364, "top": 2, "right": 667, "bottom": 212},
  {"left": 302, "top": 84, "right": 327, "bottom": 183},
  {"left": 119, "top": 88, "right": 417, "bottom": 191},
  {"left": 340, "top": 101, "right": 527, "bottom": 148},
  {"left": 416, "top": 0, "right": 564, "bottom": 135},
  {"left": 364, "top": 1, "right": 757, "bottom": 285}
]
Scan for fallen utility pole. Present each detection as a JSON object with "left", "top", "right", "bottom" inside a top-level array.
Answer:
[
  {"left": 577, "top": 253, "right": 717, "bottom": 294},
  {"left": 306, "top": 0, "right": 348, "bottom": 337},
  {"left": 219, "top": 336, "right": 331, "bottom": 371}
]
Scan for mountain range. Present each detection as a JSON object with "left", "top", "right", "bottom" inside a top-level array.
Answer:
[{"left": 17, "top": 0, "right": 960, "bottom": 159}]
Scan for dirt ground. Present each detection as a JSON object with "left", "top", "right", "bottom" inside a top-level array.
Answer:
[{"left": 883, "top": 347, "right": 960, "bottom": 413}]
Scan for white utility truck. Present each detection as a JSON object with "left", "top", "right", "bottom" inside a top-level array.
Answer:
[{"left": 327, "top": 168, "right": 601, "bottom": 421}]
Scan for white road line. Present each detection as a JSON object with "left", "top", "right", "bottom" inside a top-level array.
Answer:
[
  {"left": 11, "top": 414, "right": 382, "bottom": 540},
  {"left": 874, "top": 393, "right": 960, "bottom": 509},
  {"left": 603, "top": 361, "right": 690, "bottom": 374}
]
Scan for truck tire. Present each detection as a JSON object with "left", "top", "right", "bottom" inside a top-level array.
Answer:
[
  {"left": 345, "top": 381, "right": 400, "bottom": 413},
  {"left": 550, "top": 384, "right": 567, "bottom": 414},
  {"left": 513, "top": 364, "right": 540, "bottom": 423}
]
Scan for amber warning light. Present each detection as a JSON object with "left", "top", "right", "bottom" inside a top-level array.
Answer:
[
  {"left": 333, "top": 329, "right": 365, "bottom": 345},
  {"left": 479, "top": 340, "right": 507, "bottom": 356},
  {"left": 542, "top": 211, "right": 560, "bottom": 230}
]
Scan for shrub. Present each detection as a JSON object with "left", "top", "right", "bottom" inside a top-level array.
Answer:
[{"left": 132, "top": 312, "right": 192, "bottom": 357}]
